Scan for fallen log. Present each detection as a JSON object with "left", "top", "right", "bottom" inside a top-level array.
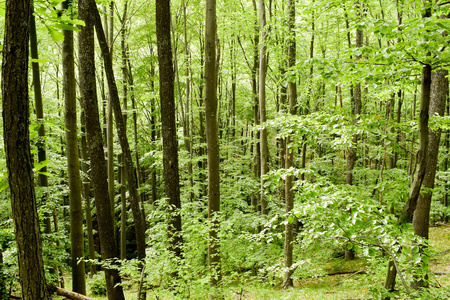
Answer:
[{"left": 47, "top": 284, "right": 100, "bottom": 300}]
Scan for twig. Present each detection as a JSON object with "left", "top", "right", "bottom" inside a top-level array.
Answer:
[{"left": 334, "top": 270, "right": 367, "bottom": 286}]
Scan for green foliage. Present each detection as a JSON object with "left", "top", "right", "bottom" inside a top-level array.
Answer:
[{"left": 88, "top": 272, "right": 107, "bottom": 296}]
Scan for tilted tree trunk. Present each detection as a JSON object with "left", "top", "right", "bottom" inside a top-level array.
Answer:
[
  {"left": 77, "top": 0, "right": 125, "bottom": 299},
  {"left": 62, "top": 0, "right": 86, "bottom": 294},
  {"left": 91, "top": 2, "right": 147, "bottom": 268},
  {"left": 155, "top": 0, "right": 184, "bottom": 263},
  {"left": 2, "top": 0, "right": 49, "bottom": 298},
  {"left": 204, "top": 0, "right": 221, "bottom": 287}
]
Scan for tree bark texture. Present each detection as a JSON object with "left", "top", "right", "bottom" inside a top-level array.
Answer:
[
  {"left": 156, "top": 0, "right": 184, "bottom": 261},
  {"left": 77, "top": 1, "right": 125, "bottom": 299},
  {"left": 62, "top": 0, "right": 86, "bottom": 294},
  {"left": 2, "top": 0, "right": 49, "bottom": 298},
  {"left": 204, "top": 0, "right": 222, "bottom": 287}
]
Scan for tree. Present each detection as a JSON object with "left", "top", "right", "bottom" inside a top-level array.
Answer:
[
  {"left": 155, "top": 0, "right": 184, "bottom": 262},
  {"left": 259, "top": 0, "right": 268, "bottom": 216},
  {"left": 283, "top": 0, "right": 297, "bottom": 289},
  {"left": 204, "top": 0, "right": 221, "bottom": 287},
  {"left": 77, "top": 0, "right": 125, "bottom": 298},
  {"left": 2, "top": 0, "right": 49, "bottom": 298},
  {"left": 62, "top": 0, "right": 86, "bottom": 294}
]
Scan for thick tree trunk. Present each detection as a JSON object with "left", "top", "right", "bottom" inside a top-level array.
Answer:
[
  {"left": 204, "top": 0, "right": 222, "bottom": 287},
  {"left": 62, "top": 0, "right": 86, "bottom": 294},
  {"left": 77, "top": 1, "right": 125, "bottom": 299},
  {"left": 2, "top": 0, "right": 49, "bottom": 298},
  {"left": 155, "top": 0, "right": 184, "bottom": 262}
]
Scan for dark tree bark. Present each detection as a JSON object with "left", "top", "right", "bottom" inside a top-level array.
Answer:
[
  {"left": 77, "top": 0, "right": 125, "bottom": 299},
  {"left": 91, "top": 2, "right": 147, "bottom": 268},
  {"left": 204, "top": 0, "right": 221, "bottom": 287},
  {"left": 2, "top": 0, "right": 49, "bottom": 298},
  {"left": 156, "top": 0, "right": 184, "bottom": 262},
  {"left": 62, "top": 0, "right": 86, "bottom": 294}
]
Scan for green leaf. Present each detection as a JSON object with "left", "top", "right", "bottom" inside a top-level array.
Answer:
[
  {"left": 35, "top": 160, "right": 50, "bottom": 172},
  {"left": 347, "top": 242, "right": 353, "bottom": 250},
  {"left": 48, "top": 27, "right": 64, "bottom": 43},
  {"left": 0, "top": 179, "right": 8, "bottom": 192},
  {"left": 37, "top": 172, "right": 54, "bottom": 177},
  {"left": 30, "top": 58, "right": 50, "bottom": 64}
]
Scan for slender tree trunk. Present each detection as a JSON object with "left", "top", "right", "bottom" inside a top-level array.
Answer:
[
  {"left": 120, "top": 1, "right": 129, "bottom": 262},
  {"left": 77, "top": 1, "right": 125, "bottom": 298},
  {"left": 2, "top": 1, "right": 49, "bottom": 298},
  {"left": 30, "top": 2, "right": 52, "bottom": 235},
  {"left": 204, "top": 0, "right": 221, "bottom": 287},
  {"left": 106, "top": 0, "right": 116, "bottom": 230},
  {"left": 251, "top": 0, "right": 260, "bottom": 212},
  {"left": 283, "top": 0, "right": 296, "bottom": 289},
  {"left": 62, "top": 0, "right": 86, "bottom": 294},
  {"left": 259, "top": 0, "right": 268, "bottom": 215},
  {"left": 149, "top": 45, "right": 158, "bottom": 204},
  {"left": 155, "top": 0, "right": 184, "bottom": 264}
]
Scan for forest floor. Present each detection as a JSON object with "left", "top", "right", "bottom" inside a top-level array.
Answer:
[{"left": 55, "top": 224, "right": 450, "bottom": 300}]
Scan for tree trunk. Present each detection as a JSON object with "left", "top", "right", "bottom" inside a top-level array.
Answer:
[
  {"left": 204, "top": 0, "right": 221, "bottom": 287},
  {"left": 30, "top": 1, "right": 52, "bottom": 235},
  {"left": 62, "top": 0, "right": 86, "bottom": 294},
  {"left": 259, "top": 0, "right": 268, "bottom": 215},
  {"left": 2, "top": 0, "right": 49, "bottom": 298},
  {"left": 283, "top": 0, "right": 296, "bottom": 289},
  {"left": 155, "top": 0, "right": 184, "bottom": 263},
  {"left": 77, "top": 1, "right": 125, "bottom": 299}
]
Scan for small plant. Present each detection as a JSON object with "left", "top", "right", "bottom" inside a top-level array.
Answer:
[{"left": 88, "top": 272, "right": 107, "bottom": 296}]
